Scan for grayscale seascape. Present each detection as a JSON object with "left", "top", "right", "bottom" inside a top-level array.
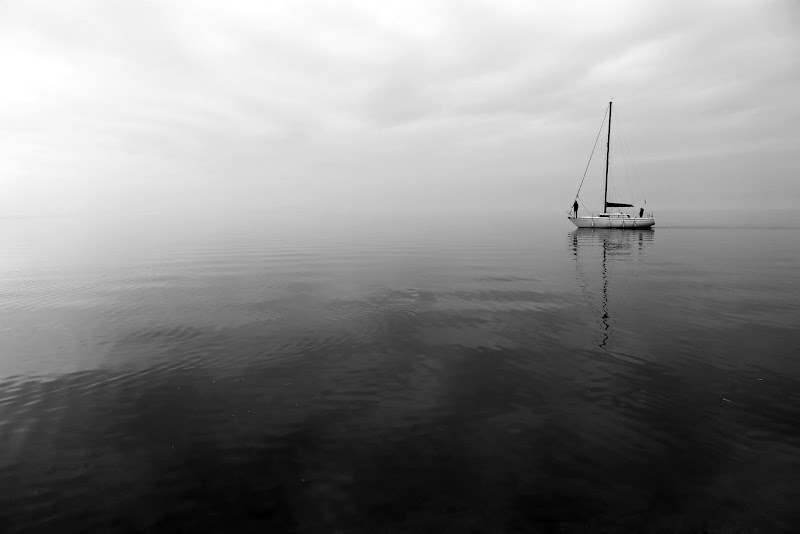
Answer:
[
  {"left": 1, "top": 210, "right": 798, "bottom": 532},
  {"left": 2, "top": 0, "right": 799, "bottom": 531}
]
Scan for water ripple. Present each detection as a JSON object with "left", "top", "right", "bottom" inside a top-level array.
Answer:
[{"left": 0, "top": 218, "right": 798, "bottom": 531}]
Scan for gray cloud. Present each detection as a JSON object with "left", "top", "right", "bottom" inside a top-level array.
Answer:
[{"left": 1, "top": 0, "right": 798, "bottom": 218}]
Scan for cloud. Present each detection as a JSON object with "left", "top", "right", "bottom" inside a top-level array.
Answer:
[{"left": 0, "top": 0, "right": 798, "bottom": 216}]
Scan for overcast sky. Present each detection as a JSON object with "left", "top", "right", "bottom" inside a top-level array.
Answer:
[{"left": 1, "top": 0, "right": 798, "bottom": 218}]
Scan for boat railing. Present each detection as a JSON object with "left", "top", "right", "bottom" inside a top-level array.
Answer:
[{"left": 566, "top": 210, "right": 655, "bottom": 219}]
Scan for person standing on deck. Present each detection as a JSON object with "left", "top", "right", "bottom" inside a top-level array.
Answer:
[
  {"left": 573, "top": 200, "right": 579, "bottom": 218},
  {"left": 639, "top": 207, "right": 644, "bottom": 218}
]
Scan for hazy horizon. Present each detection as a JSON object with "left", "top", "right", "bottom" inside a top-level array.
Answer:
[{"left": 2, "top": 0, "right": 799, "bottom": 218}]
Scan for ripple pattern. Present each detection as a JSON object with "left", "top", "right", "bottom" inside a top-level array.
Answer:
[{"left": 1, "top": 217, "right": 799, "bottom": 532}]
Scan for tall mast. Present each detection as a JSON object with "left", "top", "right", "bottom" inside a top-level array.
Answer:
[{"left": 603, "top": 101, "right": 612, "bottom": 212}]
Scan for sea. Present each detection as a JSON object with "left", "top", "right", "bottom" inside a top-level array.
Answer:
[{"left": 1, "top": 209, "right": 799, "bottom": 533}]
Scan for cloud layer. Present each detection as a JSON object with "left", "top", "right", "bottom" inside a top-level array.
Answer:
[{"left": 1, "top": 0, "right": 798, "bottom": 217}]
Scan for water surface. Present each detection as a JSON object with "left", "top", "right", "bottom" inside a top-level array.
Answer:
[{"left": 1, "top": 211, "right": 798, "bottom": 532}]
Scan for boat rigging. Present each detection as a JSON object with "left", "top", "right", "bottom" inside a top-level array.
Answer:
[{"left": 568, "top": 102, "right": 655, "bottom": 229}]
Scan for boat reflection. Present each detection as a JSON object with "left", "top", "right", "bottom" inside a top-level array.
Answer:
[{"left": 569, "top": 228, "right": 654, "bottom": 349}]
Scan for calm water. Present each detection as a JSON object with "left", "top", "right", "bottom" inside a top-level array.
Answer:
[{"left": 1, "top": 211, "right": 799, "bottom": 532}]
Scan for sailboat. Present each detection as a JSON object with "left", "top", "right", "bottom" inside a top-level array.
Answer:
[{"left": 568, "top": 102, "right": 655, "bottom": 228}]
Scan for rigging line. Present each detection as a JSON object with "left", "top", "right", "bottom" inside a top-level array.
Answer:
[
  {"left": 609, "top": 121, "right": 629, "bottom": 199},
  {"left": 611, "top": 180, "right": 623, "bottom": 204},
  {"left": 574, "top": 104, "right": 609, "bottom": 205},
  {"left": 617, "top": 116, "right": 637, "bottom": 204},
  {"left": 608, "top": 139, "right": 627, "bottom": 207},
  {"left": 615, "top": 109, "right": 647, "bottom": 205},
  {"left": 615, "top": 128, "right": 634, "bottom": 205}
]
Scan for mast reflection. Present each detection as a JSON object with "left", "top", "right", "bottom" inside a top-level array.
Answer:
[{"left": 569, "top": 228, "right": 654, "bottom": 349}]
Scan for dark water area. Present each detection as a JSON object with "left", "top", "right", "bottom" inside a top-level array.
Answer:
[{"left": 1, "top": 211, "right": 799, "bottom": 532}]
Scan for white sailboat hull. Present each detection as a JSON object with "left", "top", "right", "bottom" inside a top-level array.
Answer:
[{"left": 569, "top": 216, "right": 654, "bottom": 229}]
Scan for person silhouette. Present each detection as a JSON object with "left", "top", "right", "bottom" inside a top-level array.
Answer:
[
  {"left": 639, "top": 207, "right": 644, "bottom": 218},
  {"left": 573, "top": 200, "right": 579, "bottom": 218}
]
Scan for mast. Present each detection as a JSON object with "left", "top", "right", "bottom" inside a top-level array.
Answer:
[{"left": 603, "top": 101, "right": 612, "bottom": 212}]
